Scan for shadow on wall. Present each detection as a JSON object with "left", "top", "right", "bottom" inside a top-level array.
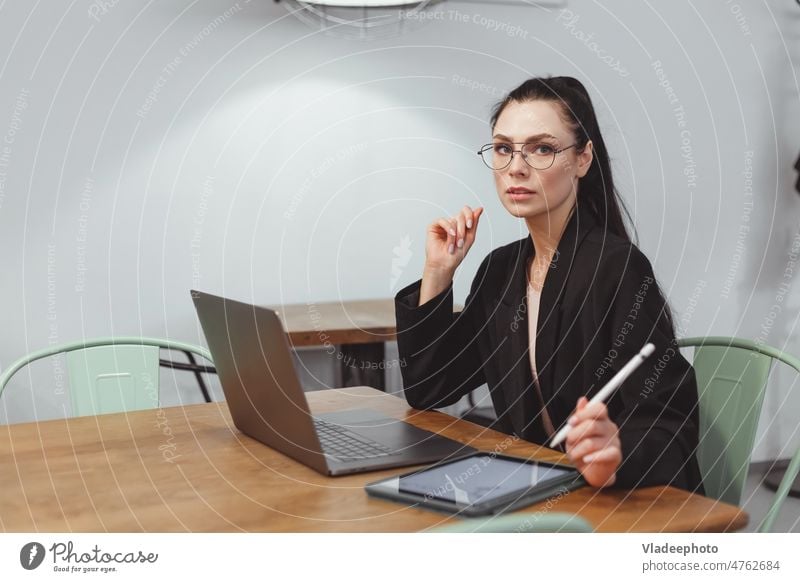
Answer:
[{"left": 744, "top": 20, "right": 800, "bottom": 461}]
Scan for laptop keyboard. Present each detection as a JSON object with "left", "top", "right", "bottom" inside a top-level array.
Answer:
[{"left": 313, "top": 418, "right": 394, "bottom": 460}]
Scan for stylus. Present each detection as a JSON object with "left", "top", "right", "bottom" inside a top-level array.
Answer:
[{"left": 548, "top": 342, "right": 656, "bottom": 449}]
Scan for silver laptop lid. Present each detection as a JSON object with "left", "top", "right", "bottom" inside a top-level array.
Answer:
[{"left": 190, "top": 289, "right": 329, "bottom": 473}]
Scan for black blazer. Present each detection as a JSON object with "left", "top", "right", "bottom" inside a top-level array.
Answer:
[{"left": 394, "top": 203, "right": 705, "bottom": 493}]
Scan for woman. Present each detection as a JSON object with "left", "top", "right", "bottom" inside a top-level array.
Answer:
[{"left": 394, "top": 76, "right": 704, "bottom": 492}]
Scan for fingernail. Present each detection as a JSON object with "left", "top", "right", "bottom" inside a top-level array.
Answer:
[
  {"left": 467, "top": 220, "right": 473, "bottom": 228},
  {"left": 567, "top": 415, "right": 577, "bottom": 426},
  {"left": 448, "top": 244, "right": 454, "bottom": 254},
  {"left": 457, "top": 238, "right": 464, "bottom": 248},
  {"left": 583, "top": 453, "right": 596, "bottom": 463},
  {"left": 449, "top": 228, "right": 456, "bottom": 236}
]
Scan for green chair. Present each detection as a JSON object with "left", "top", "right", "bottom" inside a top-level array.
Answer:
[
  {"left": 432, "top": 512, "right": 593, "bottom": 533},
  {"left": 678, "top": 336, "right": 800, "bottom": 532},
  {"left": 0, "top": 337, "right": 214, "bottom": 418}
]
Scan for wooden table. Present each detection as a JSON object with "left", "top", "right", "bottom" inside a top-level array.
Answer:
[
  {"left": 268, "top": 299, "right": 461, "bottom": 391},
  {"left": 268, "top": 299, "right": 398, "bottom": 391},
  {"left": 0, "top": 387, "right": 748, "bottom": 532},
  {"left": 269, "top": 299, "right": 400, "bottom": 347}
]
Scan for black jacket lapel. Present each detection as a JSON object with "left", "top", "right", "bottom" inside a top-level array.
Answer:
[
  {"left": 494, "top": 203, "right": 599, "bottom": 441},
  {"left": 535, "top": 204, "right": 598, "bottom": 405}
]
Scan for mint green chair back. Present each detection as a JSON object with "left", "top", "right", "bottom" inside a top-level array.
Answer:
[
  {"left": 678, "top": 336, "right": 800, "bottom": 532},
  {"left": 66, "top": 344, "right": 160, "bottom": 416},
  {"left": 0, "top": 338, "right": 213, "bottom": 418},
  {"left": 432, "top": 512, "right": 593, "bottom": 533}
]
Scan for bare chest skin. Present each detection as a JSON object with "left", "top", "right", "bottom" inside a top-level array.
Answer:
[{"left": 527, "top": 255, "right": 550, "bottom": 293}]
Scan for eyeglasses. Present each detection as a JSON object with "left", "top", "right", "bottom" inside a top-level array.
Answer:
[{"left": 477, "top": 142, "right": 578, "bottom": 171}]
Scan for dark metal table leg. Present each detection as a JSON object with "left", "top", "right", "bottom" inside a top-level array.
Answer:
[
  {"left": 159, "top": 350, "right": 216, "bottom": 403},
  {"left": 763, "top": 460, "right": 800, "bottom": 498},
  {"left": 337, "top": 343, "right": 386, "bottom": 391}
]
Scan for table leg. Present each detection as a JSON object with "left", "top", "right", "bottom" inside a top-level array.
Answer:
[
  {"left": 337, "top": 343, "right": 386, "bottom": 391},
  {"left": 763, "top": 460, "right": 800, "bottom": 498}
]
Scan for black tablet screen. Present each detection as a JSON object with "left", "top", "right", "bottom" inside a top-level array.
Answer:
[{"left": 398, "top": 455, "right": 573, "bottom": 505}]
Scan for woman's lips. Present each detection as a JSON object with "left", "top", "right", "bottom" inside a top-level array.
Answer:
[{"left": 507, "top": 189, "right": 537, "bottom": 201}]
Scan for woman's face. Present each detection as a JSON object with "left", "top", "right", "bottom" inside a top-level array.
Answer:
[{"left": 491, "top": 99, "right": 593, "bottom": 224}]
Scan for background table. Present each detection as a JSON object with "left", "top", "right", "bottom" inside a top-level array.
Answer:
[
  {"left": 0, "top": 387, "right": 748, "bottom": 532},
  {"left": 269, "top": 299, "right": 462, "bottom": 391},
  {"left": 269, "top": 299, "right": 399, "bottom": 391}
]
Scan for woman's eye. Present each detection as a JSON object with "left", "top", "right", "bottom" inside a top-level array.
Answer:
[
  {"left": 493, "top": 144, "right": 512, "bottom": 155},
  {"left": 532, "top": 144, "right": 555, "bottom": 155}
]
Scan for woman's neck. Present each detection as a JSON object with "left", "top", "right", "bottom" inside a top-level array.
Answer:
[{"left": 525, "top": 202, "right": 577, "bottom": 265}]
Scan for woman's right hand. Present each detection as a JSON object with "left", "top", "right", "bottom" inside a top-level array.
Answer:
[
  {"left": 417, "top": 206, "right": 483, "bottom": 306},
  {"left": 424, "top": 205, "right": 484, "bottom": 276}
]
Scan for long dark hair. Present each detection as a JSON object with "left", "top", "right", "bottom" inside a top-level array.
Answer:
[
  {"left": 490, "top": 75, "right": 634, "bottom": 244},
  {"left": 490, "top": 76, "right": 681, "bottom": 339}
]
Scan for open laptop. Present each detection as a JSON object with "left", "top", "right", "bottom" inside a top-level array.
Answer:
[{"left": 190, "top": 290, "right": 475, "bottom": 476}]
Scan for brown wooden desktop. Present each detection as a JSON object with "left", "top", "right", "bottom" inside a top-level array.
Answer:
[{"left": 0, "top": 386, "right": 747, "bottom": 532}]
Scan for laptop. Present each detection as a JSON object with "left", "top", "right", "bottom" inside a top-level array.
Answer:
[{"left": 190, "top": 290, "right": 475, "bottom": 476}]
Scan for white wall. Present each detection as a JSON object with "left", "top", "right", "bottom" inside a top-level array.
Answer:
[{"left": 0, "top": 0, "right": 798, "bottom": 462}]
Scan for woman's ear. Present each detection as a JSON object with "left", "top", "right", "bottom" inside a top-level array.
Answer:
[{"left": 576, "top": 140, "right": 594, "bottom": 178}]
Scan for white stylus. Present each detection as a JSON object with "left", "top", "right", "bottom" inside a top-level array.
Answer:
[{"left": 548, "top": 342, "right": 656, "bottom": 449}]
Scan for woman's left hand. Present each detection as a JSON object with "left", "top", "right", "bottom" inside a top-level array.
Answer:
[{"left": 564, "top": 396, "right": 622, "bottom": 488}]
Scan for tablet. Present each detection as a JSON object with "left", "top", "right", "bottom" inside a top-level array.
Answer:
[{"left": 364, "top": 452, "right": 585, "bottom": 517}]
